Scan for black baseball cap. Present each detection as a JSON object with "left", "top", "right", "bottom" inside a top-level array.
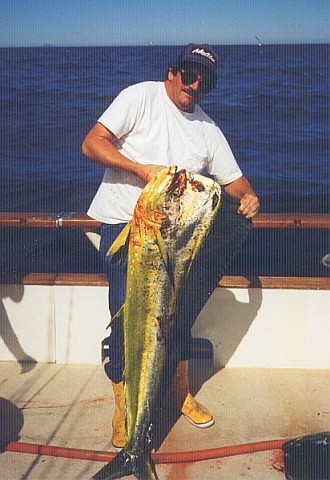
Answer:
[{"left": 176, "top": 43, "right": 218, "bottom": 77}]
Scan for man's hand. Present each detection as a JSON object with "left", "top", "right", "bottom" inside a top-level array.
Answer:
[
  {"left": 237, "top": 193, "right": 260, "bottom": 219},
  {"left": 224, "top": 176, "right": 260, "bottom": 219},
  {"left": 138, "top": 164, "right": 167, "bottom": 184}
]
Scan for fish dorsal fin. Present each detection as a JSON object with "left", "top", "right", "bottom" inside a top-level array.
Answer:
[{"left": 107, "top": 222, "right": 131, "bottom": 261}]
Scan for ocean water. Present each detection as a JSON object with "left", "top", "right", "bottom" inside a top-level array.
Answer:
[{"left": 0, "top": 45, "right": 329, "bottom": 278}]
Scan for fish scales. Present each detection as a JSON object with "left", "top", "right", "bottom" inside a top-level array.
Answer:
[{"left": 91, "top": 166, "right": 221, "bottom": 480}]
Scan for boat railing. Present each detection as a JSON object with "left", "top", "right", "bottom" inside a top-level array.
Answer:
[
  {"left": 0, "top": 211, "right": 329, "bottom": 229},
  {"left": 0, "top": 212, "right": 329, "bottom": 290}
]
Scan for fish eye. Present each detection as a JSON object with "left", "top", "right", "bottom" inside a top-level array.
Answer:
[{"left": 196, "top": 184, "right": 205, "bottom": 192}]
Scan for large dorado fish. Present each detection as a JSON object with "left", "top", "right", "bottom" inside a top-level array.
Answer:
[{"left": 91, "top": 166, "right": 221, "bottom": 480}]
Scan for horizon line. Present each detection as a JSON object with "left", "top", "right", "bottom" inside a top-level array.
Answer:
[{"left": 1, "top": 41, "right": 329, "bottom": 48}]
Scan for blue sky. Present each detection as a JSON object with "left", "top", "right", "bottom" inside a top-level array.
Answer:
[{"left": 1, "top": 0, "right": 329, "bottom": 47}]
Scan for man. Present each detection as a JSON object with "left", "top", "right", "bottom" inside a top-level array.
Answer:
[{"left": 82, "top": 43, "right": 259, "bottom": 448}]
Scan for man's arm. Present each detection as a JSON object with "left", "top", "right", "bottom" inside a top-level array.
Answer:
[
  {"left": 82, "top": 122, "right": 164, "bottom": 184},
  {"left": 224, "top": 176, "right": 260, "bottom": 218}
]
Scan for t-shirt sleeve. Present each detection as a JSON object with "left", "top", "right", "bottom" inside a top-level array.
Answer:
[
  {"left": 206, "top": 126, "right": 243, "bottom": 185},
  {"left": 97, "top": 84, "right": 143, "bottom": 139}
]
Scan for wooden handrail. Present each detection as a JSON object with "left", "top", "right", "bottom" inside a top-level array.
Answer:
[
  {"left": 0, "top": 212, "right": 98, "bottom": 228},
  {"left": 251, "top": 213, "right": 330, "bottom": 229},
  {"left": 0, "top": 212, "right": 329, "bottom": 229}
]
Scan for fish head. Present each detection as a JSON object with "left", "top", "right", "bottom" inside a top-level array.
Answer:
[
  {"left": 175, "top": 170, "right": 221, "bottom": 225},
  {"left": 137, "top": 166, "right": 221, "bottom": 225},
  {"left": 135, "top": 166, "right": 221, "bottom": 229},
  {"left": 134, "top": 166, "right": 182, "bottom": 226}
]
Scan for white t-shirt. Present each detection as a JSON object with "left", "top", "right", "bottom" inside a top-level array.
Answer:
[{"left": 88, "top": 81, "right": 242, "bottom": 224}]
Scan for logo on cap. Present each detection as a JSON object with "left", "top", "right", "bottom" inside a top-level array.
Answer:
[{"left": 191, "top": 48, "right": 216, "bottom": 64}]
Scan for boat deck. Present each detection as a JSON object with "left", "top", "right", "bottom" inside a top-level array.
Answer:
[{"left": 1, "top": 361, "right": 329, "bottom": 479}]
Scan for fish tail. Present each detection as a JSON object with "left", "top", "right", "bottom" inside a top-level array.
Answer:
[
  {"left": 91, "top": 449, "right": 159, "bottom": 480},
  {"left": 137, "top": 455, "right": 158, "bottom": 480}
]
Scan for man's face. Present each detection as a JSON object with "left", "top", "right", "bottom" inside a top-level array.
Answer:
[{"left": 165, "top": 65, "right": 212, "bottom": 113}]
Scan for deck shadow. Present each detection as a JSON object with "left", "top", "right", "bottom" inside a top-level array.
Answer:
[{"left": 0, "top": 397, "right": 24, "bottom": 452}]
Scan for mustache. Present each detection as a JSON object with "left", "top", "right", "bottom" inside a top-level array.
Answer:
[{"left": 182, "top": 87, "right": 200, "bottom": 99}]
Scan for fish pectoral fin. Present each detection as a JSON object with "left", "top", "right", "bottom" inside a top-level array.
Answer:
[
  {"left": 156, "top": 230, "right": 175, "bottom": 287},
  {"left": 155, "top": 229, "right": 169, "bottom": 268},
  {"left": 107, "top": 222, "right": 131, "bottom": 262}
]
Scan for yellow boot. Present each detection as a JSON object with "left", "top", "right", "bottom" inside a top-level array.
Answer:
[
  {"left": 171, "top": 360, "right": 215, "bottom": 428},
  {"left": 111, "top": 381, "right": 127, "bottom": 449}
]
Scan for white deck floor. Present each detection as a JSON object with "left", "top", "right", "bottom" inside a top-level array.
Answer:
[{"left": 1, "top": 361, "right": 329, "bottom": 479}]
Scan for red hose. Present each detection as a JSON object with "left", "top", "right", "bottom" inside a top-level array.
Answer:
[{"left": 5, "top": 439, "right": 286, "bottom": 464}]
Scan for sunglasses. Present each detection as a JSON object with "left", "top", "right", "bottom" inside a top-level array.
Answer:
[{"left": 179, "top": 68, "right": 215, "bottom": 94}]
